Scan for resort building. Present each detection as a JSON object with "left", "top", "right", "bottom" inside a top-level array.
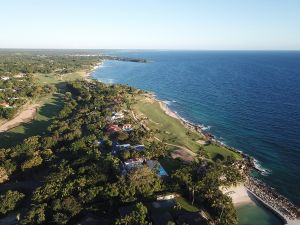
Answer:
[
  {"left": 116, "top": 144, "right": 145, "bottom": 152},
  {"left": 7, "top": 97, "right": 19, "bottom": 100},
  {"left": 122, "top": 124, "right": 133, "bottom": 131},
  {"left": 111, "top": 111, "right": 124, "bottom": 121},
  {"left": 123, "top": 159, "right": 168, "bottom": 177},
  {"left": 1, "top": 76, "right": 10, "bottom": 81},
  {"left": 116, "top": 144, "right": 131, "bottom": 150},
  {"left": 133, "top": 144, "right": 145, "bottom": 151},
  {"left": 107, "top": 124, "right": 121, "bottom": 133},
  {"left": 124, "top": 158, "right": 144, "bottom": 170}
]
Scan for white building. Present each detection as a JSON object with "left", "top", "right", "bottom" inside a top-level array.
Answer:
[{"left": 1, "top": 76, "right": 10, "bottom": 81}]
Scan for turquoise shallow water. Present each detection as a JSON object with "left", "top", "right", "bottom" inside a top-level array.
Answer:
[
  {"left": 237, "top": 203, "right": 283, "bottom": 225},
  {"left": 92, "top": 50, "right": 300, "bottom": 224}
]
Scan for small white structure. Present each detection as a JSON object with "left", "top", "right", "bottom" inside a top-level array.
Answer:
[
  {"left": 111, "top": 111, "right": 124, "bottom": 121},
  {"left": 1, "top": 76, "right": 10, "bottom": 81},
  {"left": 8, "top": 97, "right": 19, "bottom": 100},
  {"left": 124, "top": 158, "right": 143, "bottom": 170},
  {"left": 133, "top": 145, "right": 145, "bottom": 151},
  {"left": 14, "top": 73, "right": 26, "bottom": 78},
  {"left": 157, "top": 194, "right": 177, "bottom": 200},
  {"left": 116, "top": 144, "right": 131, "bottom": 150},
  {"left": 122, "top": 124, "right": 133, "bottom": 131}
]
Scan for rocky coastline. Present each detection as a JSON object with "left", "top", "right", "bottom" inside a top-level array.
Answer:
[
  {"left": 97, "top": 77, "right": 300, "bottom": 224},
  {"left": 157, "top": 98, "right": 300, "bottom": 224},
  {"left": 245, "top": 177, "right": 300, "bottom": 224}
]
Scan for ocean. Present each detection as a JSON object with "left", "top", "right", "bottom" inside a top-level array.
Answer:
[{"left": 92, "top": 50, "right": 300, "bottom": 224}]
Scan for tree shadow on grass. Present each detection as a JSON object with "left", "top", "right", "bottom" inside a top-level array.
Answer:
[
  {"left": 0, "top": 93, "right": 64, "bottom": 149},
  {"left": 212, "top": 153, "right": 225, "bottom": 162}
]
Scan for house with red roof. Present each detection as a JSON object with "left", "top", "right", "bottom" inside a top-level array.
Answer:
[
  {"left": 107, "top": 124, "right": 121, "bottom": 133},
  {"left": 122, "top": 124, "right": 133, "bottom": 131}
]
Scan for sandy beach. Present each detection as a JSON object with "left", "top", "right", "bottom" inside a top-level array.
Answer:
[
  {"left": 85, "top": 61, "right": 103, "bottom": 79},
  {"left": 93, "top": 64, "right": 300, "bottom": 224},
  {"left": 158, "top": 96, "right": 250, "bottom": 204},
  {"left": 158, "top": 101, "right": 180, "bottom": 120},
  {"left": 222, "top": 184, "right": 254, "bottom": 206},
  {"left": 0, "top": 104, "right": 39, "bottom": 133}
]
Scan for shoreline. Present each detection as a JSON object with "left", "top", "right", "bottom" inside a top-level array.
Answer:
[
  {"left": 90, "top": 62, "right": 300, "bottom": 224},
  {"left": 155, "top": 97, "right": 277, "bottom": 173},
  {"left": 222, "top": 184, "right": 254, "bottom": 206},
  {"left": 151, "top": 94, "right": 300, "bottom": 224},
  {"left": 84, "top": 61, "right": 104, "bottom": 79}
]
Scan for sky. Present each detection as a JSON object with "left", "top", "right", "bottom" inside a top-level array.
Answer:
[{"left": 0, "top": 0, "right": 300, "bottom": 50}]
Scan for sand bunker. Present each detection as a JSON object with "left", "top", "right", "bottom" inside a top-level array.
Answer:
[{"left": 0, "top": 104, "right": 39, "bottom": 133}]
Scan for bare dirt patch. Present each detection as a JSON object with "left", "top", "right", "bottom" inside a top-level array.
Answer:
[
  {"left": 196, "top": 139, "right": 206, "bottom": 145},
  {"left": 171, "top": 148, "right": 196, "bottom": 162}
]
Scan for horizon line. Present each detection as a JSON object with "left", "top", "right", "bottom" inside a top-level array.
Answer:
[{"left": 1, "top": 48, "right": 300, "bottom": 52}]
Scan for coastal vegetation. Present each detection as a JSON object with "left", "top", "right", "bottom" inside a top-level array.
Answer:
[
  {"left": 132, "top": 95, "right": 241, "bottom": 161},
  {"left": 1, "top": 50, "right": 298, "bottom": 225},
  {"left": 0, "top": 57, "right": 243, "bottom": 224}
]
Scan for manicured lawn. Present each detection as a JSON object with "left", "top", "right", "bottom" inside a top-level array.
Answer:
[
  {"left": 34, "top": 70, "right": 87, "bottom": 85},
  {"left": 133, "top": 96, "right": 204, "bottom": 153},
  {"left": 133, "top": 95, "right": 242, "bottom": 161},
  {"left": 34, "top": 73, "right": 61, "bottom": 85},
  {"left": 147, "top": 197, "right": 199, "bottom": 218},
  {"left": 175, "top": 197, "right": 199, "bottom": 212},
  {"left": 0, "top": 71, "right": 88, "bottom": 148},
  {"left": 0, "top": 93, "right": 64, "bottom": 148},
  {"left": 204, "top": 144, "right": 242, "bottom": 161}
]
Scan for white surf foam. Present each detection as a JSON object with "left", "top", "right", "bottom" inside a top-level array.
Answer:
[
  {"left": 162, "top": 100, "right": 172, "bottom": 105},
  {"left": 253, "top": 159, "right": 272, "bottom": 176}
]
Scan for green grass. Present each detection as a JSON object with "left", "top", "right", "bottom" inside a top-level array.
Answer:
[
  {"left": 147, "top": 196, "right": 199, "bottom": 215},
  {"left": 34, "top": 73, "right": 61, "bottom": 85},
  {"left": 204, "top": 144, "right": 242, "bottom": 161},
  {"left": 0, "top": 71, "right": 88, "bottom": 148},
  {"left": 34, "top": 71, "right": 86, "bottom": 85},
  {"left": 133, "top": 96, "right": 204, "bottom": 153},
  {"left": 133, "top": 95, "right": 242, "bottom": 161},
  {"left": 0, "top": 93, "right": 64, "bottom": 148},
  {"left": 175, "top": 197, "right": 199, "bottom": 212}
]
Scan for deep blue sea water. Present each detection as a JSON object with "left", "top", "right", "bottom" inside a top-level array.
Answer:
[{"left": 92, "top": 51, "right": 300, "bottom": 223}]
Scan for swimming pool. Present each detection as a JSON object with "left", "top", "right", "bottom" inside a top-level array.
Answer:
[{"left": 159, "top": 164, "right": 168, "bottom": 176}]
